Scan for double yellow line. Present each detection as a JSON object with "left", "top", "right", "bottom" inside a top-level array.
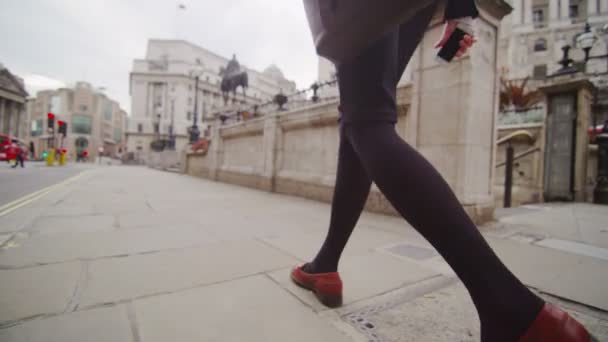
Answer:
[{"left": 0, "top": 171, "right": 89, "bottom": 218}]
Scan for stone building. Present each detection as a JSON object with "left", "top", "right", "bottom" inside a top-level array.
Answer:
[
  {"left": 27, "top": 82, "right": 127, "bottom": 161},
  {"left": 0, "top": 64, "right": 28, "bottom": 139},
  {"left": 127, "top": 39, "right": 298, "bottom": 163},
  {"left": 499, "top": 0, "right": 608, "bottom": 79}
]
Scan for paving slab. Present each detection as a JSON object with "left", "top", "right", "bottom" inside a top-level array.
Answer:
[
  {"left": 80, "top": 239, "right": 298, "bottom": 308},
  {"left": 536, "top": 238, "right": 608, "bottom": 261},
  {"left": 367, "top": 281, "right": 608, "bottom": 342},
  {"left": 488, "top": 237, "right": 608, "bottom": 311},
  {"left": 22, "top": 214, "right": 115, "bottom": 236},
  {"left": 371, "top": 282, "right": 479, "bottom": 341},
  {"left": 268, "top": 252, "right": 439, "bottom": 310},
  {"left": 0, "top": 226, "right": 218, "bottom": 267},
  {"left": 135, "top": 275, "right": 352, "bottom": 342},
  {"left": 0, "top": 305, "right": 132, "bottom": 342},
  {"left": 261, "top": 226, "right": 427, "bottom": 262},
  {"left": 499, "top": 204, "right": 608, "bottom": 249},
  {"left": 0, "top": 262, "right": 82, "bottom": 324}
]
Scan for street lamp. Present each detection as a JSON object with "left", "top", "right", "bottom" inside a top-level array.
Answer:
[
  {"left": 576, "top": 23, "right": 608, "bottom": 67},
  {"left": 189, "top": 65, "right": 204, "bottom": 143},
  {"left": 168, "top": 97, "right": 176, "bottom": 150}
]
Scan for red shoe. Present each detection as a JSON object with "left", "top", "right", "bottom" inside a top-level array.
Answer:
[
  {"left": 290, "top": 264, "right": 343, "bottom": 308},
  {"left": 519, "top": 303, "right": 595, "bottom": 342}
]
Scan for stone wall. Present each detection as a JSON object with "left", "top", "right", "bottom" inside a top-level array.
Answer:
[
  {"left": 494, "top": 124, "right": 544, "bottom": 207},
  {"left": 184, "top": 1, "right": 512, "bottom": 224},
  {"left": 147, "top": 150, "right": 183, "bottom": 171},
  {"left": 494, "top": 123, "right": 599, "bottom": 207}
]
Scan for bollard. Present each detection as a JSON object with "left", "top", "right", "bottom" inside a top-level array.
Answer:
[
  {"left": 46, "top": 148, "right": 55, "bottom": 167},
  {"left": 59, "top": 152, "right": 66, "bottom": 166},
  {"left": 503, "top": 143, "right": 514, "bottom": 208}
]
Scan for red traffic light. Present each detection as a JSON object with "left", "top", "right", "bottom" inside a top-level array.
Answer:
[
  {"left": 61, "top": 149, "right": 67, "bottom": 154},
  {"left": 83, "top": 151, "right": 89, "bottom": 156},
  {"left": 58, "top": 120, "right": 65, "bottom": 126},
  {"left": 47, "top": 113, "right": 55, "bottom": 119}
]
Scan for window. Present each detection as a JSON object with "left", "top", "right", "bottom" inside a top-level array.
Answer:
[
  {"left": 137, "top": 123, "right": 143, "bottom": 133},
  {"left": 206, "top": 76, "right": 210, "bottom": 82},
  {"left": 153, "top": 123, "right": 159, "bottom": 133},
  {"left": 533, "top": 8, "right": 545, "bottom": 28},
  {"left": 72, "top": 115, "right": 92, "bottom": 134},
  {"left": 187, "top": 111, "right": 192, "bottom": 121},
  {"left": 114, "top": 128, "right": 122, "bottom": 142},
  {"left": 533, "top": 65, "right": 547, "bottom": 79},
  {"left": 30, "top": 119, "right": 43, "bottom": 137},
  {"left": 189, "top": 84, "right": 193, "bottom": 91},
  {"left": 188, "top": 97, "right": 192, "bottom": 105},
  {"left": 534, "top": 38, "right": 547, "bottom": 52},
  {"left": 79, "top": 105, "right": 88, "bottom": 111},
  {"left": 103, "top": 102, "right": 113, "bottom": 121},
  {"left": 569, "top": 4, "right": 579, "bottom": 18}
]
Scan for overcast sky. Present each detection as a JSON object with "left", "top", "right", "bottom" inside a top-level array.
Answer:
[{"left": 0, "top": 0, "right": 319, "bottom": 113}]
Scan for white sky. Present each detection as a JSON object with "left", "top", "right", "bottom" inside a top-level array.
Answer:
[{"left": 0, "top": 0, "right": 319, "bottom": 114}]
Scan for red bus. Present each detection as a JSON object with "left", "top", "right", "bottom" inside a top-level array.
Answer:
[{"left": 0, "top": 135, "right": 28, "bottom": 162}]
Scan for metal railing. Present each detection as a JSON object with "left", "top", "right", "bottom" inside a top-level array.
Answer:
[{"left": 208, "top": 79, "right": 339, "bottom": 126}]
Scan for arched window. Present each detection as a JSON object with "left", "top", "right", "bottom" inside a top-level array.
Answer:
[{"left": 534, "top": 38, "right": 547, "bottom": 52}]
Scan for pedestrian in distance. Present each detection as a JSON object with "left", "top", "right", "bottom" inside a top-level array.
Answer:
[
  {"left": 10, "top": 141, "right": 25, "bottom": 169},
  {"left": 292, "top": 0, "right": 596, "bottom": 341}
]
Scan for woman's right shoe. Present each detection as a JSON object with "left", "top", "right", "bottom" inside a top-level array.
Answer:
[
  {"left": 519, "top": 303, "right": 594, "bottom": 342},
  {"left": 290, "top": 264, "right": 343, "bottom": 308}
]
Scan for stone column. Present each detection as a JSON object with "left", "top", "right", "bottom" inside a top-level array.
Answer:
[
  {"left": 560, "top": 0, "right": 570, "bottom": 19},
  {"left": 409, "top": 0, "right": 511, "bottom": 223},
  {"left": 523, "top": 0, "right": 534, "bottom": 26},
  {"left": 601, "top": 0, "right": 608, "bottom": 14},
  {"left": 14, "top": 103, "right": 21, "bottom": 138},
  {"left": 262, "top": 115, "right": 280, "bottom": 192},
  {"left": 587, "top": 0, "right": 598, "bottom": 16},
  {"left": 0, "top": 98, "right": 5, "bottom": 134},
  {"left": 5, "top": 101, "right": 13, "bottom": 136},
  {"left": 549, "top": 0, "right": 560, "bottom": 23},
  {"left": 512, "top": 0, "right": 523, "bottom": 25},
  {"left": 207, "top": 119, "right": 223, "bottom": 181}
]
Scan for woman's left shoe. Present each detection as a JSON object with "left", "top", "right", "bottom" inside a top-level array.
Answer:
[
  {"left": 290, "top": 264, "right": 343, "bottom": 308},
  {"left": 519, "top": 303, "right": 594, "bottom": 342}
]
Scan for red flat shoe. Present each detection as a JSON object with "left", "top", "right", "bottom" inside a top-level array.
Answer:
[
  {"left": 519, "top": 303, "right": 596, "bottom": 342},
  {"left": 290, "top": 264, "right": 343, "bottom": 308}
]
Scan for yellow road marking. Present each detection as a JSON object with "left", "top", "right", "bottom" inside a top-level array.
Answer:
[{"left": 0, "top": 171, "right": 89, "bottom": 218}]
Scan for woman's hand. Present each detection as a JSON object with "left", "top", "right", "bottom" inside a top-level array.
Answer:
[{"left": 434, "top": 19, "right": 476, "bottom": 58}]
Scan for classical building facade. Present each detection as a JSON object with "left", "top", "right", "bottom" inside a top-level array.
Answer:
[
  {"left": 27, "top": 82, "right": 127, "bottom": 161},
  {"left": 0, "top": 64, "right": 28, "bottom": 139},
  {"left": 499, "top": 0, "right": 608, "bottom": 79},
  {"left": 127, "top": 39, "right": 298, "bottom": 163}
]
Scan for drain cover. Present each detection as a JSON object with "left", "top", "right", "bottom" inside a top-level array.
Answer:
[{"left": 385, "top": 244, "right": 436, "bottom": 260}]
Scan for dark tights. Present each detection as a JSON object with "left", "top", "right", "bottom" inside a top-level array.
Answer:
[{"left": 306, "top": 122, "right": 544, "bottom": 341}]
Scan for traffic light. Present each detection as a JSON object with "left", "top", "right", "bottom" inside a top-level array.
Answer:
[
  {"left": 58, "top": 121, "right": 67, "bottom": 137},
  {"left": 47, "top": 113, "right": 55, "bottom": 129},
  {"left": 42, "top": 151, "right": 48, "bottom": 158}
]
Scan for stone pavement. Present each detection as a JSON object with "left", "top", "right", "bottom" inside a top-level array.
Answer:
[{"left": 0, "top": 166, "right": 607, "bottom": 341}]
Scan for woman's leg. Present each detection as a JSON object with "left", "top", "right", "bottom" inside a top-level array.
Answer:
[
  {"left": 305, "top": 3, "right": 439, "bottom": 274},
  {"left": 343, "top": 122, "right": 544, "bottom": 341},
  {"left": 304, "top": 124, "right": 372, "bottom": 274}
]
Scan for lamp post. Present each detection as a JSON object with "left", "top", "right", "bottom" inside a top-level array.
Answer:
[
  {"left": 189, "top": 66, "right": 203, "bottom": 143},
  {"left": 168, "top": 97, "right": 175, "bottom": 150}
]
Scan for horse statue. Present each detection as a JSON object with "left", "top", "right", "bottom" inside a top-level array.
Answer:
[{"left": 220, "top": 54, "right": 248, "bottom": 105}]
